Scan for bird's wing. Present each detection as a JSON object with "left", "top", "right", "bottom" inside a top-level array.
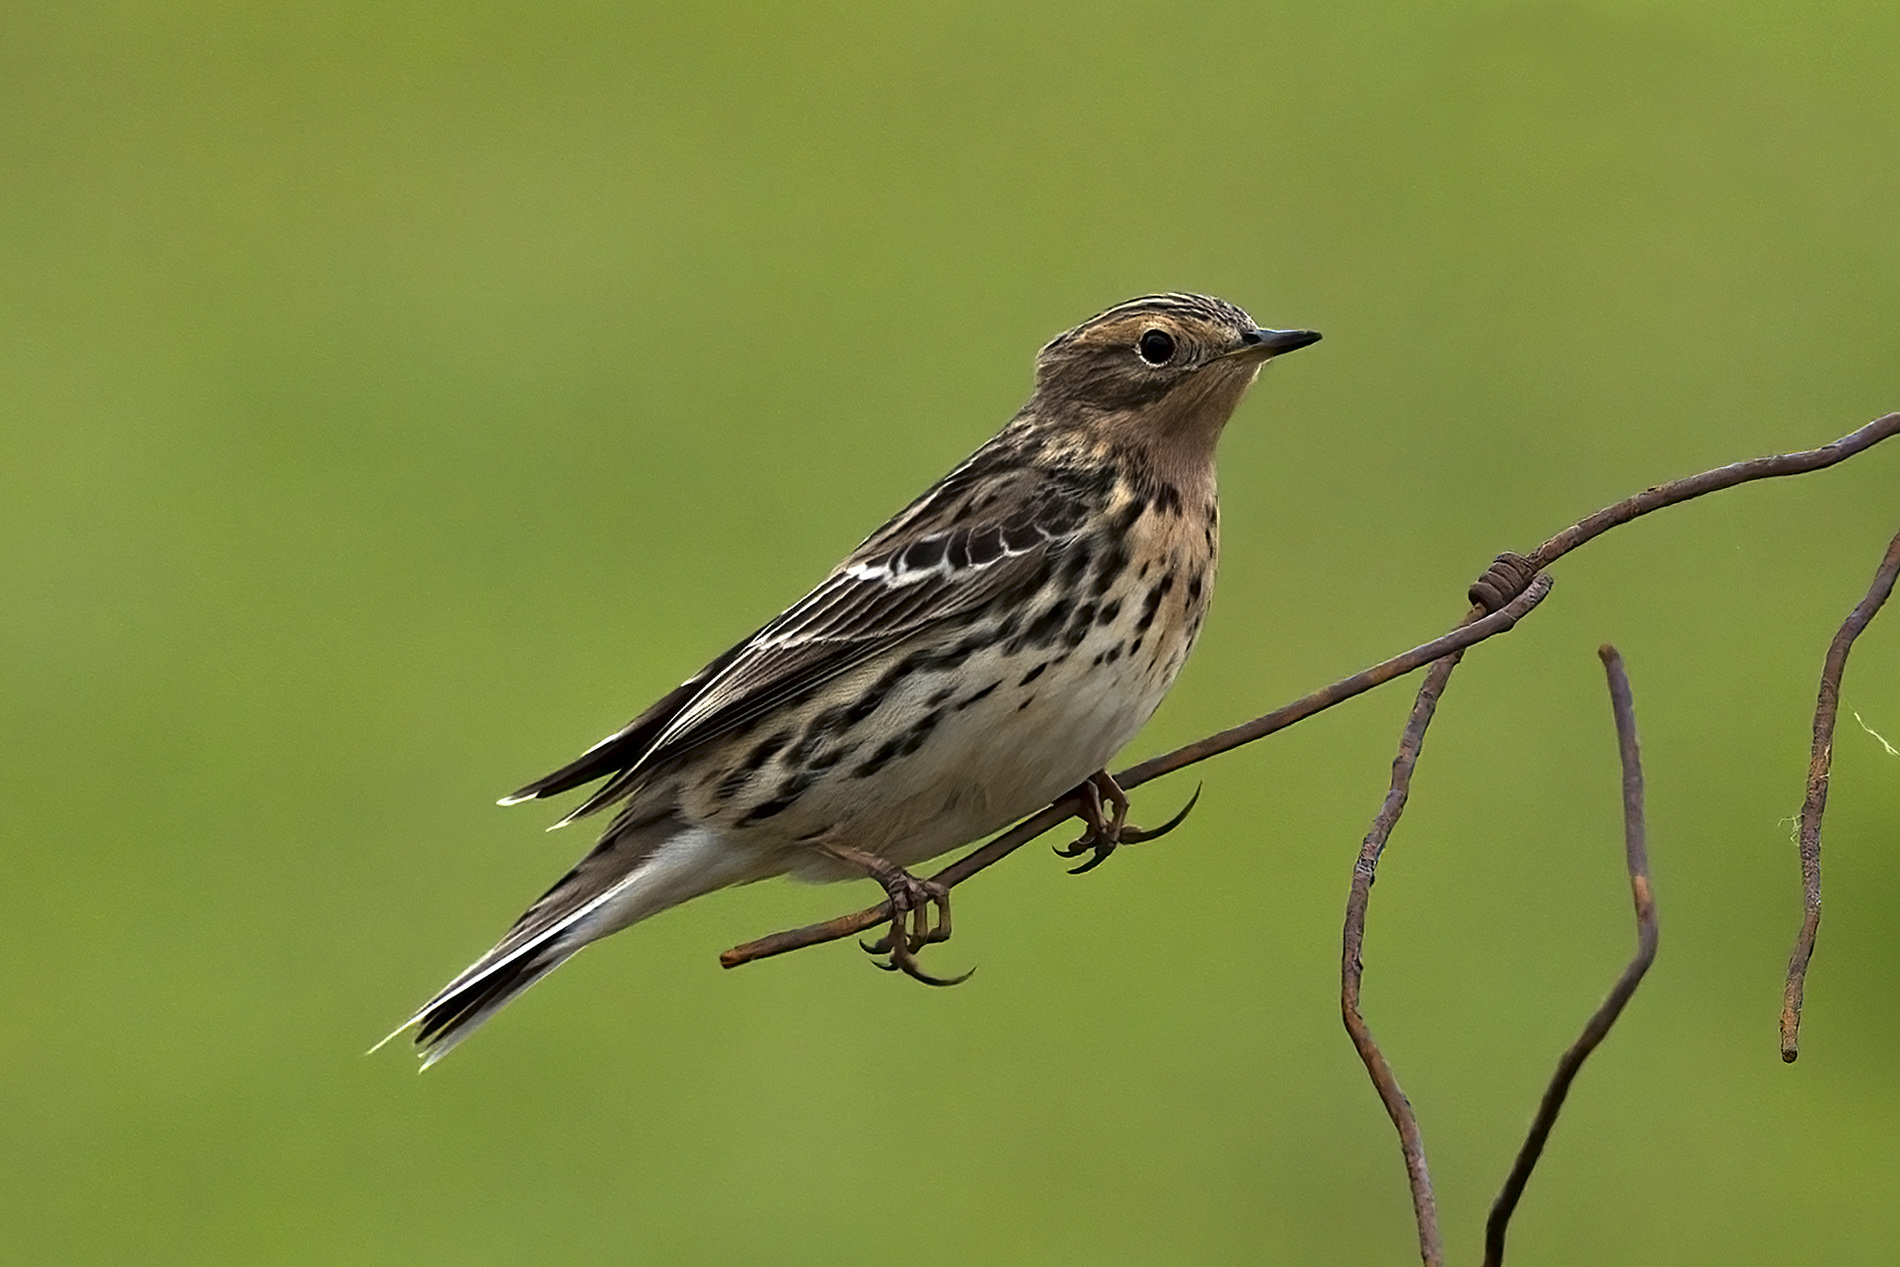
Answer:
[{"left": 503, "top": 452, "right": 1097, "bottom": 820}]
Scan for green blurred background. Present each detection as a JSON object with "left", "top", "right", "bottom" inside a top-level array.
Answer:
[{"left": 4, "top": 2, "right": 1897, "bottom": 1262}]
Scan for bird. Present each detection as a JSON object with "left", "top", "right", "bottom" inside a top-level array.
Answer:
[{"left": 386, "top": 293, "right": 1320, "bottom": 1066}]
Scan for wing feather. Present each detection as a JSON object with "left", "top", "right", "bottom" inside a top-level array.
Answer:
[{"left": 505, "top": 449, "right": 1093, "bottom": 819}]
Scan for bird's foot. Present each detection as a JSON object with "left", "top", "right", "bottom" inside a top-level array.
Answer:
[
  {"left": 817, "top": 844, "right": 971, "bottom": 987},
  {"left": 1054, "top": 774, "right": 1203, "bottom": 874},
  {"left": 1053, "top": 770, "right": 1128, "bottom": 874}
]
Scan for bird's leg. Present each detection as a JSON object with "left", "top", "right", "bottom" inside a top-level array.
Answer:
[
  {"left": 816, "top": 842, "right": 973, "bottom": 987},
  {"left": 1054, "top": 774, "right": 1204, "bottom": 874}
]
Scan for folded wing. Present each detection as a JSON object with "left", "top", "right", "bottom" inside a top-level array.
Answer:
[{"left": 502, "top": 453, "right": 1093, "bottom": 822}]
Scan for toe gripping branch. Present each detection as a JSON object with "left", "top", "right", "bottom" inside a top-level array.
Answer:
[
  {"left": 1054, "top": 771, "right": 1204, "bottom": 875},
  {"left": 857, "top": 866, "right": 973, "bottom": 988}
]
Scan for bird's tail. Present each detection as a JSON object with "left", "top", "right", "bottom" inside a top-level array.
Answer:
[
  {"left": 378, "top": 816, "right": 758, "bottom": 1068},
  {"left": 399, "top": 936, "right": 578, "bottom": 1068}
]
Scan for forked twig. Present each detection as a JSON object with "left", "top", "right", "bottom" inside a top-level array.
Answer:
[
  {"left": 1479, "top": 645, "right": 1659, "bottom": 1266},
  {"left": 1780, "top": 526, "right": 1900, "bottom": 1061}
]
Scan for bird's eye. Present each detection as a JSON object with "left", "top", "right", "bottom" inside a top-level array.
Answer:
[{"left": 1137, "top": 328, "right": 1176, "bottom": 365}]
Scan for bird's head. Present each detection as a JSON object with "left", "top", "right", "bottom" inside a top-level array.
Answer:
[{"left": 1029, "top": 293, "right": 1319, "bottom": 454}]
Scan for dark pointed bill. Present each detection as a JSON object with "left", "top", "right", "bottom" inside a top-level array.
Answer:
[{"left": 1233, "top": 327, "right": 1322, "bottom": 360}]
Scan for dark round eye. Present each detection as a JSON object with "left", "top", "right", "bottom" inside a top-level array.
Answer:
[{"left": 1137, "top": 328, "right": 1176, "bottom": 365}]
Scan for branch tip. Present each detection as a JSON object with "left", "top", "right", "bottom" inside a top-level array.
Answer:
[
  {"left": 1481, "top": 644, "right": 1659, "bottom": 1267},
  {"left": 1779, "top": 522, "right": 1900, "bottom": 1060}
]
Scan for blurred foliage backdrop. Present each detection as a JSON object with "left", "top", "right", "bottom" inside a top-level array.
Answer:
[{"left": 4, "top": 2, "right": 1898, "bottom": 1263}]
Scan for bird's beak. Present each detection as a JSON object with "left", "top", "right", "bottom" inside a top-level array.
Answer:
[{"left": 1231, "top": 328, "right": 1322, "bottom": 361}]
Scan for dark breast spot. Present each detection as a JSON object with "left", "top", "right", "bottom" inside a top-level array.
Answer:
[
  {"left": 844, "top": 661, "right": 914, "bottom": 728},
  {"left": 1062, "top": 602, "right": 1097, "bottom": 648},
  {"left": 919, "top": 631, "right": 994, "bottom": 675},
  {"left": 1015, "top": 595, "right": 1075, "bottom": 651},
  {"left": 736, "top": 774, "right": 812, "bottom": 826},
  {"left": 789, "top": 707, "right": 847, "bottom": 765},
  {"left": 1135, "top": 574, "right": 1175, "bottom": 634},
  {"left": 957, "top": 679, "right": 1002, "bottom": 709},
  {"left": 735, "top": 734, "right": 865, "bottom": 822},
  {"left": 850, "top": 708, "right": 946, "bottom": 779},
  {"left": 717, "top": 727, "right": 794, "bottom": 801},
  {"left": 743, "top": 730, "right": 793, "bottom": 771}
]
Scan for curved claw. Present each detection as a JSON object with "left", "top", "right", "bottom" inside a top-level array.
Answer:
[
  {"left": 1060, "top": 783, "right": 1203, "bottom": 874},
  {"left": 1117, "top": 783, "right": 1203, "bottom": 844},
  {"left": 859, "top": 883, "right": 968, "bottom": 983},
  {"left": 867, "top": 946, "right": 974, "bottom": 986},
  {"left": 891, "top": 956, "right": 976, "bottom": 987}
]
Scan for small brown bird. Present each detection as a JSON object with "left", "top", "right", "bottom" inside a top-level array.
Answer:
[{"left": 389, "top": 293, "right": 1319, "bottom": 1064}]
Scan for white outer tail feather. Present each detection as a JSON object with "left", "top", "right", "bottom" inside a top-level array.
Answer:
[{"left": 381, "top": 825, "right": 762, "bottom": 1067}]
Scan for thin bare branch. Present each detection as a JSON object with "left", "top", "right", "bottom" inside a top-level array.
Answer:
[
  {"left": 1526, "top": 413, "right": 1900, "bottom": 570},
  {"left": 1341, "top": 653, "right": 1462, "bottom": 1267},
  {"left": 1780, "top": 525, "right": 1900, "bottom": 1061},
  {"left": 1481, "top": 645, "right": 1659, "bottom": 1266}
]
